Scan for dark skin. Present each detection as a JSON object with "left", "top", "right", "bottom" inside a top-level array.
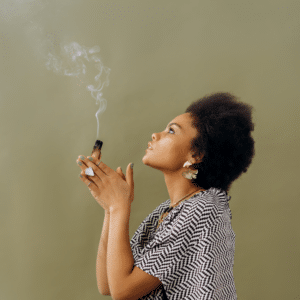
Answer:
[
  {"left": 76, "top": 147, "right": 134, "bottom": 212},
  {"left": 142, "top": 112, "right": 205, "bottom": 206}
]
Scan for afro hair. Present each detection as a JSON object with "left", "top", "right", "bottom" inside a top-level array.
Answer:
[{"left": 185, "top": 92, "right": 255, "bottom": 194}]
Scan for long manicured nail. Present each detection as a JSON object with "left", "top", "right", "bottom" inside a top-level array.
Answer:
[
  {"left": 131, "top": 163, "right": 134, "bottom": 169},
  {"left": 80, "top": 155, "right": 85, "bottom": 160},
  {"left": 77, "top": 161, "right": 82, "bottom": 166},
  {"left": 88, "top": 156, "right": 93, "bottom": 161}
]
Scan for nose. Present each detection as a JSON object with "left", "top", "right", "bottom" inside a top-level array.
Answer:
[{"left": 151, "top": 132, "right": 157, "bottom": 141}]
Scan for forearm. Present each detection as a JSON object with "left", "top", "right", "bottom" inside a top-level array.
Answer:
[
  {"left": 96, "top": 211, "right": 110, "bottom": 295},
  {"left": 107, "top": 205, "right": 135, "bottom": 299}
]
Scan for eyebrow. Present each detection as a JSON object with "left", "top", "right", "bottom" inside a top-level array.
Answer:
[{"left": 167, "top": 122, "right": 183, "bottom": 130}]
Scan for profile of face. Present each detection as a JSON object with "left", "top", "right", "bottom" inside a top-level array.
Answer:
[{"left": 142, "top": 113, "right": 202, "bottom": 175}]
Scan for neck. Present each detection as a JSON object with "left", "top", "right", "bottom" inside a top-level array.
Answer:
[{"left": 163, "top": 171, "right": 204, "bottom": 206}]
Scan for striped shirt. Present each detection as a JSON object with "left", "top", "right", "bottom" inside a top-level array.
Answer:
[{"left": 130, "top": 187, "right": 237, "bottom": 300}]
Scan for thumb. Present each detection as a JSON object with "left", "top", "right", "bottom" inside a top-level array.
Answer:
[{"left": 126, "top": 163, "right": 134, "bottom": 191}]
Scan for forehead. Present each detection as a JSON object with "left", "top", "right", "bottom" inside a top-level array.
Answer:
[{"left": 169, "top": 113, "right": 192, "bottom": 125}]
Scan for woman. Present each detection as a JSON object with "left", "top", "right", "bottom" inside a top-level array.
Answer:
[
  {"left": 77, "top": 91, "right": 255, "bottom": 299},
  {"left": 131, "top": 92, "right": 255, "bottom": 299}
]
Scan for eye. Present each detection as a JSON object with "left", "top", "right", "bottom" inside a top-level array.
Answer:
[{"left": 168, "top": 127, "right": 175, "bottom": 134}]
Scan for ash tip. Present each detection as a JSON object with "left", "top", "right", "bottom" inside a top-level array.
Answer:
[{"left": 94, "top": 140, "right": 103, "bottom": 151}]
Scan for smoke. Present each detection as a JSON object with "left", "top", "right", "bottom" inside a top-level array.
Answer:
[
  {"left": 45, "top": 42, "right": 111, "bottom": 138},
  {"left": 0, "top": 0, "right": 111, "bottom": 139}
]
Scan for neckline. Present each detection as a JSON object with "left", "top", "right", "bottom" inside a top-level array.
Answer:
[
  {"left": 168, "top": 189, "right": 206, "bottom": 208},
  {"left": 166, "top": 187, "right": 229, "bottom": 207}
]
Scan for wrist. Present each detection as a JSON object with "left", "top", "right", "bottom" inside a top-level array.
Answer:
[{"left": 109, "top": 204, "right": 131, "bottom": 215}]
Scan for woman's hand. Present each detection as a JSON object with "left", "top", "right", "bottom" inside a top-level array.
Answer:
[{"left": 76, "top": 148, "right": 134, "bottom": 212}]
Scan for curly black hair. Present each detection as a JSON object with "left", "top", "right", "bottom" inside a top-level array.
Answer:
[{"left": 185, "top": 92, "right": 255, "bottom": 194}]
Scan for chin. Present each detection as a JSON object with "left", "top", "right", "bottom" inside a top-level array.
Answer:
[
  {"left": 142, "top": 155, "right": 149, "bottom": 165},
  {"left": 143, "top": 157, "right": 163, "bottom": 172},
  {"left": 142, "top": 154, "right": 155, "bottom": 168}
]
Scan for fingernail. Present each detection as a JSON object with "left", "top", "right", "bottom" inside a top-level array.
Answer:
[
  {"left": 77, "top": 161, "right": 82, "bottom": 166},
  {"left": 131, "top": 163, "right": 134, "bottom": 169},
  {"left": 79, "top": 174, "right": 83, "bottom": 178},
  {"left": 88, "top": 157, "right": 93, "bottom": 161},
  {"left": 80, "top": 155, "right": 85, "bottom": 160}
]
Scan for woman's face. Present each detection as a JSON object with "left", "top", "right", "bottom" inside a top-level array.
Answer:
[{"left": 142, "top": 113, "right": 200, "bottom": 173}]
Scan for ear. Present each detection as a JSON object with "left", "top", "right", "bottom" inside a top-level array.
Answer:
[{"left": 192, "top": 152, "right": 204, "bottom": 164}]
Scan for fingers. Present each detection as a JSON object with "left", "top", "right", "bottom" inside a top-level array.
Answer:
[
  {"left": 91, "top": 148, "right": 102, "bottom": 161},
  {"left": 77, "top": 155, "right": 101, "bottom": 179},
  {"left": 79, "top": 171, "right": 97, "bottom": 190},
  {"left": 116, "top": 167, "right": 126, "bottom": 180},
  {"left": 77, "top": 155, "right": 88, "bottom": 169},
  {"left": 91, "top": 151, "right": 101, "bottom": 167}
]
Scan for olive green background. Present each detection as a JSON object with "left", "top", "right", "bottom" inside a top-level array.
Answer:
[{"left": 0, "top": 0, "right": 299, "bottom": 299}]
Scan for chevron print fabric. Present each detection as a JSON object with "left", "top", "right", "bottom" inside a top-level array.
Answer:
[{"left": 130, "top": 187, "right": 237, "bottom": 300}]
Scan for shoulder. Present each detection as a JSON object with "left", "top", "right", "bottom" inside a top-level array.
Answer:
[
  {"left": 192, "top": 187, "right": 230, "bottom": 210},
  {"left": 177, "top": 187, "right": 225, "bottom": 211},
  {"left": 178, "top": 188, "right": 231, "bottom": 228}
]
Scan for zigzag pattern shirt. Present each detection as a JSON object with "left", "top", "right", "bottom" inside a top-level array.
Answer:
[{"left": 130, "top": 187, "right": 237, "bottom": 300}]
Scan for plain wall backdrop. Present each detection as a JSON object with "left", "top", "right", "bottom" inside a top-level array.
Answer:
[{"left": 0, "top": 0, "right": 299, "bottom": 299}]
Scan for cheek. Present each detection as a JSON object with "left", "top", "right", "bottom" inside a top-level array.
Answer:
[{"left": 164, "top": 145, "right": 185, "bottom": 163}]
